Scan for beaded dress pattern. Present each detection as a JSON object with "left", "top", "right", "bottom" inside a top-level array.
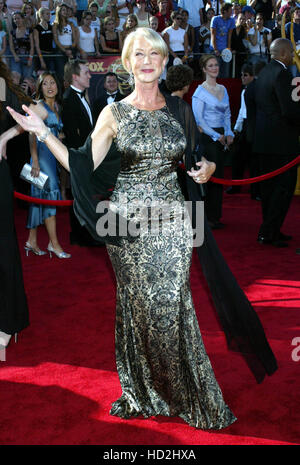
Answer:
[{"left": 106, "top": 101, "right": 236, "bottom": 429}]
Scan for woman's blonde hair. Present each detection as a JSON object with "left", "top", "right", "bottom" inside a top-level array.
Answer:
[
  {"left": 37, "top": 7, "right": 49, "bottom": 22},
  {"left": 121, "top": 27, "right": 168, "bottom": 72}
]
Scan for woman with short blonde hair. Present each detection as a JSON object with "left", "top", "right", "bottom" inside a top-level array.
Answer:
[
  {"left": 8, "top": 26, "right": 278, "bottom": 430},
  {"left": 121, "top": 25, "right": 168, "bottom": 71}
]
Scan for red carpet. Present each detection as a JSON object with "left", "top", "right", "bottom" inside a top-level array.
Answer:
[{"left": 0, "top": 192, "right": 300, "bottom": 445}]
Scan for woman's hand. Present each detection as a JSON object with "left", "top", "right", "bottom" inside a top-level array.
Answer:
[
  {"left": 31, "top": 160, "right": 40, "bottom": 177},
  {"left": 6, "top": 104, "right": 47, "bottom": 138},
  {"left": 218, "top": 134, "right": 226, "bottom": 146},
  {"left": 187, "top": 159, "right": 216, "bottom": 184},
  {"left": 226, "top": 135, "right": 234, "bottom": 146}
]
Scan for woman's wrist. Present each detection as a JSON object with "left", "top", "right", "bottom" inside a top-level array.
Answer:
[{"left": 36, "top": 126, "right": 51, "bottom": 142}]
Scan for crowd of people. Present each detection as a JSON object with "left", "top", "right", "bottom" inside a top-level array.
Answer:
[
  {"left": 0, "top": 2, "right": 298, "bottom": 253},
  {"left": 0, "top": 0, "right": 298, "bottom": 82}
]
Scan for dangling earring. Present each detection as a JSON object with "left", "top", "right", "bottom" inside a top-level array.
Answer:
[{"left": 127, "top": 72, "right": 134, "bottom": 87}]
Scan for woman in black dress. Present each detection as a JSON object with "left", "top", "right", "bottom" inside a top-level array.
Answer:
[{"left": 0, "top": 58, "right": 46, "bottom": 359}]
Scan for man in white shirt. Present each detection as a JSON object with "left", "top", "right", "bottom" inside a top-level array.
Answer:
[
  {"left": 227, "top": 63, "right": 256, "bottom": 195},
  {"left": 178, "top": 0, "right": 204, "bottom": 54},
  {"left": 61, "top": 59, "right": 98, "bottom": 246},
  {"left": 247, "top": 13, "right": 272, "bottom": 65}
]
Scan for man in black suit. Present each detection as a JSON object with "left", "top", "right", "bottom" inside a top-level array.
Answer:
[
  {"left": 92, "top": 72, "right": 123, "bottom": 122},
  {"left": 252, "top": 38, "right": 300, "bottom": 247},
  {"left": 61, "top": 58, "right": 98, "bottom": 246},
  {"left": 243, "top": 61, "right": 267, "bottom": 201}
]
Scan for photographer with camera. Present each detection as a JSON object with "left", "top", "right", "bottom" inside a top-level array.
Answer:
[{"left": 247, "top": 12, "right": 272, "bottom": 65}]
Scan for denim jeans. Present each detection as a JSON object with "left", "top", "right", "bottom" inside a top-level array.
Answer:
[{"left": 10, "top": 56, "right": 33, "bottom": 80}]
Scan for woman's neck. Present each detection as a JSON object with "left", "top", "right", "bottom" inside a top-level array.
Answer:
[
  {"left": 40, "top": 19, "right": 48, "bottom": 28},
  {"left": 44, "top": 97, "right": 56, "bottom": 110},
  {"left": 205, "top": 76, "right": 217, "bottom": 87},
  {"left": 129, "top": 81, "right": 165, "bottom": 109}
]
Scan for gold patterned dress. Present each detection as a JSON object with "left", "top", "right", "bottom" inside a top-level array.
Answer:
[{"left": 106, "top": 101, "right": 236, "bottom": 429}]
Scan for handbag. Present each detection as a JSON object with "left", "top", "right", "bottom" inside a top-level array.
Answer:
[{"left": 20, "top": 163, "right": 49, "bottom": 190}]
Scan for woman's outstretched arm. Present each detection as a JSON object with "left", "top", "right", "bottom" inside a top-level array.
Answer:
[
  {"left": 0, "top": 102, "right": 47, "bottom": 161},
  {"left": 7, "top": 104, "right": 70, "bottom": 170},
  {"left": 7, "top": 103, "right": 117, "bottom": 171}
]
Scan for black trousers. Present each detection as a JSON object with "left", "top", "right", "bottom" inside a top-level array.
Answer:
[
  {"left": 231, "top": 121, "right": 261, "bottom": 198},
  {"left": 258, "top": 153, "right": 298, "bottom": 240},
  {"left": 202, "top": 129, "right": 225, "bottom": 222}
]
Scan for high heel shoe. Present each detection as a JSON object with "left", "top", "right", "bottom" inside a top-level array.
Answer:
[
  {"left": 0, "top": 331, "right": 18, "bottom": 362},
  {"left": 24, "top": 242, "right": 47, "bottom": 256},
  {"left": 47, "top": 243, "right": 71, "bottom": 259}
]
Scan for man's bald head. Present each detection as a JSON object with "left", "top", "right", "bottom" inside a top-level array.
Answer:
[{"left": 270, "top": 38, "right": 294, "bottom": 66}]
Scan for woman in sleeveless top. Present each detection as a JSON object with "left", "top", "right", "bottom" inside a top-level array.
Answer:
[
  {"left": 162, "top": 10, "right": 189, "bottom": 67},
  {"left": 77, "top": 10, "right": 100, "bottom": 58},
  {"left": 6, "top": 28, "right": 237, "bottom": 430},
  {"left": 199, "top": 7, "right": 215, "bottom": 54},
  {"left": 135, "top": 0, "right": 150, "bottom": 28},
  {"left": 99, "top": 15, "right": 121, "bottom": 53},
  {"left": 9, "top": 11, "right": 34, "bottom": 84},
  {"left": 26, "top": 71, "right": 70, "bottom": 259},
  {"left": 8, "top": 27, "right": 278, "bottom": 429},
  {"left": 34, "top": 7, "right": 55, "bottom": 72},
  {"left": 180, "top": 9, "right": 195, "bottom": 55},
  {"left": 119, "top": 14, "right": 138, "bottom": 48},
  {"left": 52, "top": 3, "right": 77, "bottom": 80}
]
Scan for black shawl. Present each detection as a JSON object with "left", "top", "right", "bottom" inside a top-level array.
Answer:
[{"left": 68, "top": 94, "right": 278, "bottom": 384}]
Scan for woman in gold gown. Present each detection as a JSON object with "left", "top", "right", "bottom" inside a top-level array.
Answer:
[{"left": 7, "top": 28, "right": 277, "bottom": 429}]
